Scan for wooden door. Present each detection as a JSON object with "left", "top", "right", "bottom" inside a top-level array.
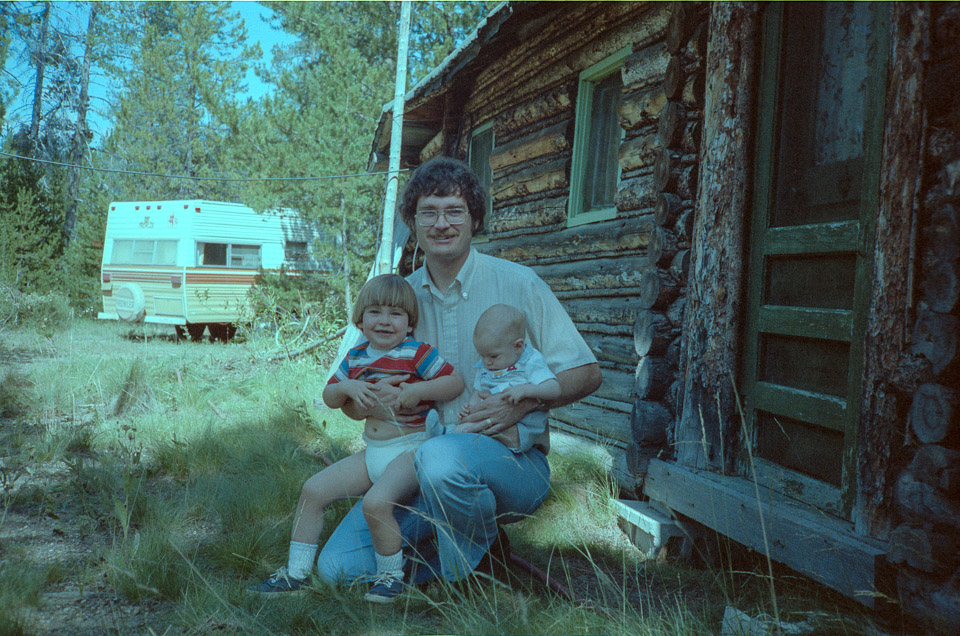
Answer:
[{"left": 741, "top": 2, "right": 889, "bottom": 517}]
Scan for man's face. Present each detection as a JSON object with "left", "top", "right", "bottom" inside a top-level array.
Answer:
[{"left": 414, "top": 192, "right": 474, "bottom": 267}]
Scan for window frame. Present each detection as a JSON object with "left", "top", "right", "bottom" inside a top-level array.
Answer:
[
  {"left": 196, "top": 242, "right": 262, "bottom": 269},
  {"left": 110, "top": 239, "right": 178, "bottom": 265},
  {"left": 468, "top": 121, "right": 494, "bottom": 241},
  {"left": 568, "top": 45, "right": 630, "bottom": 227}
]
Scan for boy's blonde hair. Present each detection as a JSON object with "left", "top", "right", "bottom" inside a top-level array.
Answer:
[
  {"left": 351, "top": 274, "right": 419, "bottom": 329},
  {"left": 474, "top": 304, "right": 525, "bottom": 343}
]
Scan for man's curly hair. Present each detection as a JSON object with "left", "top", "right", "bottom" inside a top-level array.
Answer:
[{"left": 399, "top": 157, "right": 487, "bottom": 234}]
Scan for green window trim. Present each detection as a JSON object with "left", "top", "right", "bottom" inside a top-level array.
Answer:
[
  {"left": 468, "top": 121, "right": 494, "bottom": 243},
  {"left": 568, "top": 45, "right": 630, "bottom": 227}
]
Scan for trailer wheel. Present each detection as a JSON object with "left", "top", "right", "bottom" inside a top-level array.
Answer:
[
  {"left": 208, "top": 323, "right": 236, "bottom": 343},
  {"left": 186, "top": 323, "right": 206, "bottom": 341},
  {"left": 174, "top": 325, "right": 186, "bottom": 341}
]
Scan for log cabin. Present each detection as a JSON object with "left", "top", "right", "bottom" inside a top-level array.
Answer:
[{"left": 367, "top": 3, "right": 960, "bottom": 632}]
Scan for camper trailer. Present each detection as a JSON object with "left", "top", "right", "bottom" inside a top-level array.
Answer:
[{"left": 98, "top": 200, "right": 325, "bottom": 340}]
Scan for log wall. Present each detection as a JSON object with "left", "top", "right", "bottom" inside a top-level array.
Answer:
[
  {"left": 448, "top": 1, "right": 674, "bottom": 490},
  {"left": 886, "top": 4, "right": 960, "bottom": 633}
]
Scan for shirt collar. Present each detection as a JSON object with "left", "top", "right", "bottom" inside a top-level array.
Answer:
[{"left": 419, "top": 247, "right": 477, "bottom": 300}]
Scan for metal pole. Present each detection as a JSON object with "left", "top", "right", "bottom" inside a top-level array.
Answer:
[{"left": 377, "top": 0, "right": 412, "bottom": 275}]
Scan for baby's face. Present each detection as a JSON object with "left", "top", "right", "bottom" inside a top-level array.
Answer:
[{"left": 475, "top": 336, "right": 523, "bottom": 371}]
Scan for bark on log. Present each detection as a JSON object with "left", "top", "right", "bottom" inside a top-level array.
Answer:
[
  {"left": 909, "top": 384, "right": 959, "bottom": 446},
  {"left": 649, "top": 226, "right": 679, "bottom": 267},
  {"left": 489, "top": 121, "right": 572, "bottom": 173},
  {"left": 533, "top": 256, "right": 648, "bottom": 292},
  {"left": 635, "top": 355, "right": 677, "bottom": 400},
  {"left": 583, "top": 332, "right": 640, "bottom": 367},
  {"left": 615, "top": 174, "right": 657, "bottom": 212},
  {"left": 495, "top": 83, "right": 574, "bottom": 139},
  {"left": 619, "top": 85, "right": 667, "bottom": 131},
  {"left": 630, "top": 399, "right": 673, "bottom": 446},
  {"left": 482, "top": 216, "right": 653, "bottom": 262},
  {"left": 551, "top": 402, "right": 632, "bottom": 445},
  {"left": 676, "top": 3, "right": 760, "bottom": 471},
  {"left": 488, "top": 197, "right": 568, "bottom": 235},
  {"left": 654, "top": 149, "right": 697, "bottom": 199},
  {"left": 657, "top": 101, "right": 686, "bottom": 150},
  {"left": 595, "top": 367, "right": 636, "bottom": 404},
  {"left": 633, "top": 309, "right": 676, "bottom": 357},
  {"left": 562, "top": 296, "right": 645, "bottom": 327},
  {"left": 927, "top": 204, "right": 960, "bottom": 263},
  {"left": 621, "top": 42, "right": 670, "bottom": 90},
  {"left": 618, "top": 132, "right": 660, "bottom": 172},
  {"left": 676, "top": 208, "right": 694, "bottom": 240},
  {"left": 857, "top": 2, "right": 929, "bottom": 537},
  {"left": 896, "top": 566, "right": 960, "bottom": 636},
  {"left": 921, "top": 259, "right": 960, "bottom": 314},
  {"left": 639, "top": 268, "right": 681, "bottom": 310},
  {"left": 655, "top": 192, "right": 683, "bottom": 227},
  {"left": 910, "top": 309, "right": 959, "bottom": 377},
  {"left": 490, "top": 157, "right": 568, "bottom": 203},
  {"left": 888, "top": 523, "right": 960, "bottom": 575}
]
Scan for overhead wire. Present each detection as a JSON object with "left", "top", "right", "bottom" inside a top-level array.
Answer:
[{"left": 0, "top": 150, "right": 409, "bottom": 183}]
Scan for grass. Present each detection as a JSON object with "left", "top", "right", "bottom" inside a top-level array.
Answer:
[{"left": 0, "top": 318, "right": 894, "bottom": 635}]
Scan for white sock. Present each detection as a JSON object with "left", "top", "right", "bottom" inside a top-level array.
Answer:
[
  {"left": 287, "top": 541, "right": 318, "bottom": 580},
  {"left": 374, "top": 550, "right": 404, "bottom": 577}
]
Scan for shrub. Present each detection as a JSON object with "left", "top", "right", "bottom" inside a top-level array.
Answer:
[{"left": 0, "top": 288, "right": 74, "bottom": 332}]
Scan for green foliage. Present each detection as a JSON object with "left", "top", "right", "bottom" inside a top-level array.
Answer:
[{"left": 0, "top": 287, "right": 74, "bottom": 333}]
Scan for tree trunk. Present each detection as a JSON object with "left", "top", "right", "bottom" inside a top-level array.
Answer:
[
  {"left": 65, "top": 3, "right": 98, "bottom": 245},
  {"left": 340, "top": 192, "right": 352, "bottom": 313},
  {"left": 28, "top": 1, "right": 52, "bottom": 152}
]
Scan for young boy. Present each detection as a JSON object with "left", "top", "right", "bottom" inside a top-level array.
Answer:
[
  {"left": 453, "top": 304, "right": 562, "bottom": 452},
  {"left": 249, "top": 274, "right": 464, "bottom": 603}
]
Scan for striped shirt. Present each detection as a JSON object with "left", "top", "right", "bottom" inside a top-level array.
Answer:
[
  {"left": 327, "top": 336, "right": 455, "bottom": 426},
  {"left": 407, "top": 248, "right": 597, "bottom": 452}
]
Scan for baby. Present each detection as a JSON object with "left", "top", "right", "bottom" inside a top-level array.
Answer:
[{"left": 457, "top": 304, "right": 561, "bottom": 452}]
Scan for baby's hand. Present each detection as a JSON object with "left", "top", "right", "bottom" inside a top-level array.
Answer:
[
  {"left": 340, "top": 380, "right": 379, "bottom": 409},
  {"left": 396, "top": 382, "right": 421, "bottom": 410},
  {"left": 499, "top": 385, "right": 530, "bottom": 405}
]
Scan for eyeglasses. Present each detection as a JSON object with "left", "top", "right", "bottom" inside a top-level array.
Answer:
[{"left": 415, "top": 208, "right": 469, "bottom": 226}]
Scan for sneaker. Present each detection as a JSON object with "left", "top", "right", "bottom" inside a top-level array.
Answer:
[
  {"left": 247, "top": 566, "right": 308, "bottom": 594},
  {"left": 364, "top": 572, "right": 405, "bottom": 604}
]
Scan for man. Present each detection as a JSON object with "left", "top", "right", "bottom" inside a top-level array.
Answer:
[{"left": 315, "top": 157, "right": 601, "bottom": 597}]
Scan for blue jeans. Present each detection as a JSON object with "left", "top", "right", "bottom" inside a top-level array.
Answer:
[{"left": 315, "top": 433, "right": 550, "bottom": 583}]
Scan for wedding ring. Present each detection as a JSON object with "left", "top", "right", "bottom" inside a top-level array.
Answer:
[{"left": 486, "top": 418, "right": 492, "bottom": 426}]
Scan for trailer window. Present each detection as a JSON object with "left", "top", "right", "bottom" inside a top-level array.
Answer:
[
  {"left": 231, "top": 244, "right": 261, "bottom": 268},
  {"left": 197, "top": 242, "right": 261, "bottom": 268},
  {"left": 111, "top": 239, "right": 177, "bottom": 265}
]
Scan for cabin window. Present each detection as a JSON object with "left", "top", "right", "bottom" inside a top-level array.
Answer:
[
  {"left": 197, "top": 242, "right": 261, "bottom": 269},
  {"left": 285, "top": 241, "right": 308, "bottom": 263},
  {"left": 468, "top": 122, "right": 494, "bottom": 231},
  {"left": 111, "top": 239, "right": 177, "bottom": 265},
  {"left": 740, "top": 2, "right": 888, "bottom": 516},
  {"left": 568, "top": 45, "right": 630, "bottom": 226}
]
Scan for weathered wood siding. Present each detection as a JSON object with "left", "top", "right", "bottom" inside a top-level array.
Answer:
[{"left": 443, "top": 1, "right": 675, "bottom": 486}]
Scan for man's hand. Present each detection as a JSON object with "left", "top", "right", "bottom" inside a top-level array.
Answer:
[{"left": 457, "top": 391, "right": 534, "bottom": 435}]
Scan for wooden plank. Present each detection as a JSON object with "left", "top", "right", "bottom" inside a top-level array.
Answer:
[
  {"left": 758, "top": 306, "right": 853, "bottom": 341},
  {"left": 643, "top": 459, "right": 886, "bottom": 608},
  {"left": 764, "top": 220, "right": 859, "bottom": 255},
  {"left": 753, "top": 381, "right": 847, "bottom": 431},
  {"left": 487, "top": 197, "right": 568, "bottom": 234},
  {"left": 595, "top": 366, "right": 636, "bottom": 404},
  {"left": 491, "top": 157, "right": 568, "bottom": 202},
  {"left": 582, "top": 331, "right": 640, "bottom": 367}
]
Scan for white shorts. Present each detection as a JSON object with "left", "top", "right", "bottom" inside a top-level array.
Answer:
[{"left": 362, "top": 431, "right": 427, "bottom": 483}]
